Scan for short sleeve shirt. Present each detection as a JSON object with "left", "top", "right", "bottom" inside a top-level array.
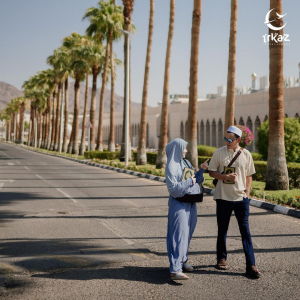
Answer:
[{"left": 208, "top": 146, "right": 255, "bottom": 201}]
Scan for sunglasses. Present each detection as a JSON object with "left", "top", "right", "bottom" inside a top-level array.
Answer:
[{"left": 224, "top": 137, "right": 238, "bottom": 143}]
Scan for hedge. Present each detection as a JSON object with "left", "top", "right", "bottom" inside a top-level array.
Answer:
[
  {"left": 85, "top": 150, "right": 300, "bottom": 188},
  {"left": 84, "top": 151, "right": 120, "bottom": 160}
]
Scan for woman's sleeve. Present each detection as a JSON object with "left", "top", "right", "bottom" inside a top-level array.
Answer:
[
  {"left": 166, "top": 175, "right": 193, "bottom": 198},
  {"left": 195, "top": 168, "right": 205, "bottom": 184}
]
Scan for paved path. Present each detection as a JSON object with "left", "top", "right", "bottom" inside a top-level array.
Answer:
[{"left": 0, "top": 142, "right": 299, "bottom": 299}]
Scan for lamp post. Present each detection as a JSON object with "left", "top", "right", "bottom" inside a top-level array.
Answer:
[
  {"left": 58, "top": 83, "right": 64, "bottom": 154},
  {"left": 118, "top": 29, "right": 130, "bottom": 166}
]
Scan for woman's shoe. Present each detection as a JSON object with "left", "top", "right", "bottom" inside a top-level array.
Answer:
[
  {"left": 170, "top": 271, "right": 189, "bottom": 280},
  {"left": 183, "top": 262, "right": 194, "bottom": 272}
]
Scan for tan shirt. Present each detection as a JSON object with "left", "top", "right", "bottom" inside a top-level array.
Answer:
[{"left": 208, "top": 146, "right": 255, "bottom": 201}]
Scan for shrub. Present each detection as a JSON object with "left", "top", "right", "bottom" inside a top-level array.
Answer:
[
  {"left": 236, "top": 125, "right": 254, "bottom": 147},
  {"left": 250, "top": 152, "right": 263, "bottom": 161},
  {"left": 256, "top": 117, "right": 300, "bottom": 162},
  {"left": 84, "top": 151, "right": 120, "bottom": 160},
  {"left": 132, "top": 151, "right": 158, "bottom": 165},
  {"left": 197, "top": 145, "right": 217, "bottom": 156}
]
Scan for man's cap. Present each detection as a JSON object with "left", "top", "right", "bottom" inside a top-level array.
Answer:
[{"left": 227, "top": 125, "right": 242, "bottom": 137}]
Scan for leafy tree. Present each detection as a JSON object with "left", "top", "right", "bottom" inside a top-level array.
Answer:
[{"left": 256, "top": 118, "right": 300, "bottom": 163}]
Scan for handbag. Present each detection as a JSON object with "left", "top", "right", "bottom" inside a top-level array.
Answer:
[
  {"left": 212, "top": 148, "right": 243, "bottom": 187},
  {"left": 175, "top": 159, "right": 204, "bottom": 203}
]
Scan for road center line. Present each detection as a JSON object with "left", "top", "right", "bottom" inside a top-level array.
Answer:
[
  {"left": 56, "top": 188, "right": 77, "bottom": 204},
  {"left": 35, "top": 174, "right": 78, "bottom": 204},
  {"left": 101, "top": 221, "right": 134, "bottom": 245}
]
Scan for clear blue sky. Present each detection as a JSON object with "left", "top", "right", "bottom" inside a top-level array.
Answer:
[{"left": 0, "top": 0, "right": 299, "bottom": 107}]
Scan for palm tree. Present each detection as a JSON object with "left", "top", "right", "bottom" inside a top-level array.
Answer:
[
  {"left": 63, "top": 32, "right": 89, "bottom": 155},
  {"left": 84, "top": 0, "right": 124, "bottom": 151},
  {"left": 186, "top": 0, "right": 202, "bottom": 168},
  {"left": 224, "top": 0, "right": 238, "bottom": 135},
  {"left": 136, "top": 0, "right": 153, "bottom": 165},
  {"left": 265, "top": 0, "right": 289, "bottom": 190},
  {"left": 156, "top": 0, "right": 175, "bottom": 169}
]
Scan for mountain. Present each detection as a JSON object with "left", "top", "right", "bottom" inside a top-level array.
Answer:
[
  {"left": 0, "top": 82, "right": 24, "bottom": 111},
  {"left": 0, "top": 81, "right": 142, "bottom": 114}
]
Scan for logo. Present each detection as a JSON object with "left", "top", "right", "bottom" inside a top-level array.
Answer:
[
  {"left": 264, "top": 8, "right": 287, "bottom": 31},
  {"left": 263, "top": 8, "right": 290, "bottom": 45}
]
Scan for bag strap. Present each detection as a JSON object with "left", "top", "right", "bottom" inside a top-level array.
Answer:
[
  {"left": 182, "top": 158, "right": 192, "bottom": 169},
  {"left": 227, "top": 148, "right": 243, "bottom": 167}
]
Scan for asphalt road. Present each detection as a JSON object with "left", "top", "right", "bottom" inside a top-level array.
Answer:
[{"left": 0, "top": 142, "right": 299, "bottom": 300}]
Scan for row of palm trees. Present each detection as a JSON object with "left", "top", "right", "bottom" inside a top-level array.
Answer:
[{"left": 0, "top": 0, "right": 288, "bottom": 190}]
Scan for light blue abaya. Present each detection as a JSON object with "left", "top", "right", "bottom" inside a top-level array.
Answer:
[{"left": 165, "top": 138, "right": 204, "bottom": 273}]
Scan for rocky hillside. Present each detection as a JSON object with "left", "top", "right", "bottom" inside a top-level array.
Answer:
[{"left": 0, "top": 81, "right": 142, "bottom": 113}]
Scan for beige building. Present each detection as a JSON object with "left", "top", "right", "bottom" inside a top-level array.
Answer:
[{"left": 101, "top": 86, "right": 300, "bottom": 153}]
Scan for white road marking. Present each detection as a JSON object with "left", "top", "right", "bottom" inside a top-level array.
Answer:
[
  {"left": 7, "top": 162, "right": 14, "bottom": 166},
  {"left": 35, "top": 174, "right": 78, "bottom": 204},
  {"left": 122, "top": 199, "right": 139, "bottom": 208},
  {"left": 56, "top": 188, "right": 77, "bottom": 204},
  {"left": 15, "top": 160, "right": 21, "bottom": 164},
  {"left": 0, "top": 180, "right": 15, "bottom": 183},
  {"left": 101, "top": 221, "right": 134, "bottom": 245},
  {"left": 0, "top": 183, "right": 4, "bottom": 190},
  {"left": 24, "top": 166, "right": 31, "bottom": 171}
]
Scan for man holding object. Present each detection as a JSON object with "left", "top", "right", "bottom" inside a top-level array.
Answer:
[{"left": 208, "top": 125, "right": 261, "bottom": 278}]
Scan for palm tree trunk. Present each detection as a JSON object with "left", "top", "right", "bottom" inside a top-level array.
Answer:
[
  {"left": 108, "top": 31, "right": 116, "bottom": 152},
  {"left": 265, "top": 0, "right": 289, "bottom": 190},
  {"left": 63, "top": 78, "right": 69, "bottom": 153},
  {"left": 30, "top": 105, "right": 35, "bottom": 146},
  {"left": 137, "top": 0, "right": 154, "bottom": 165},
  {"left": 80, "top": 73, "right": 89, "bottom": 155},
  {"left": 50, "top": 87, "right": 57, "bottom": 150},
  {"left": 37, "top": 109, "right": 42, "bottom": 148},
  {"left": 6, "top": 120, "right": 9, "bottom": 141},
  {"left": 15, "top": 112, "right": 19, "bottom": 141},
  {"left": 72, "top": 78, "right": 80, "bottom": 155},
  {"left": 224, "top": 0, "right": 238, "bottom": 136},
  {"left": 90, "top": 65, "right": 98, "bottom": 151},
  {"left": 186, "top": 0, "right": 202, "bottom": 168},
  {"left": 96, "top": 36, "right": 111, "bottom": 151},
  {"left": 53, "top": 82, "right": 62, "bottom": 151},
  {"left": 156, "top": 0, "right": 175, "bottom": 169}
]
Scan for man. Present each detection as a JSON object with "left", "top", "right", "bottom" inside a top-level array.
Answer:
[{"left": 208, "top": 125, "right": 261, "bottom": 278}]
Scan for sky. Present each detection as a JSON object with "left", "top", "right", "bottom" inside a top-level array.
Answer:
[{"left": 0, "top": 0, "right": 299, "bottom": 107}]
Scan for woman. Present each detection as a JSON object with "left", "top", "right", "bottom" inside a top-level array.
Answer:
[{"left": 165, "top": 138, "right": 209, "bottom": 280}]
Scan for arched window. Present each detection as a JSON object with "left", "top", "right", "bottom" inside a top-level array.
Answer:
[
  {"left": 218, "top": 118, "right": 223, "bottom": 147},
  {"left": 200, "top": 120, "right": 204, "bottom": 144},
  {"left": 285, "top": 113, "right": 288, "bottom": 117},
  {"left": 185, "top": 120, "right": 188, "bottom": 140},
  {"left": 146, "top": 123, "right": 149, "bottom": 148},
  {"left": 206, "top": 120, "right": 210, "bottom": 146},
  {"left": 254, "top": 116, "right": 261, "bottom": 153},
  {"left": 239, "top": 117, "right": 244, "bottom": 126},
  {"left": 197, "top": 121, "right": 200, "bottom": 145},
  {"left": 234, "top": 118, "right": 237, "bottom": 125},
  {"left": 246, "top": 117, "right": 253, "bottom": 152},
  {"left": 180, "top": 121, "right": 184, "bottom": 139},
  {"left": 295, "top": 113, "right": 299, "bottom": 119},
  {"left": 212, "top": 119, "right": 217, "bottom": 147},
  {"left": 264, "top": 115, "right": 268, "bottom": 122}
]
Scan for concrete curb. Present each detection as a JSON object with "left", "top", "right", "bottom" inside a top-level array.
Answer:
[
  {"left": 11, "top": 143, "right": 300, "bottom": 219},
  {"left": 204, "top": 187, "right": 300, "bottom": 219}
]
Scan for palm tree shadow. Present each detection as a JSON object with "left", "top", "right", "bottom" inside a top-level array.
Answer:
[
  {"left": 33, "top": 266, "right": 184, "bottom": 286},
  {"left": 193, "top": 265, "right": 242, "bottom": 277}
]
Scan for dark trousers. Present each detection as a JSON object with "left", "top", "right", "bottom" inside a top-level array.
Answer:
[{"left": 216, "top": 198, "right": 255, "bottom": 266}]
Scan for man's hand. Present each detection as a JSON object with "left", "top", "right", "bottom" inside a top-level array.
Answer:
[
  {"left": 200, "top": 159, "right": 209, "bottom": 170},
  {"left": 226, "top": 172, "right": 237, "bottom": 182}
]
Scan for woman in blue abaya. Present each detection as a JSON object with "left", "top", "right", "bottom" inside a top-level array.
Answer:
[{"left": 165, "top": 138, "right": 209, "bottom": 280}]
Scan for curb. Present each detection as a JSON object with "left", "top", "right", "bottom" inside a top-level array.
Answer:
[
  {"left": 8, "top": 143, "right": 300, "bottom": 219},
  {"left": 204, "top": 187, "right": 300, "bottom": 219}
]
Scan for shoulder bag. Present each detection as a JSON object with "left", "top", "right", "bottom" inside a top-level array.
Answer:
[{"left": 212, "top": 148, "right": 243, "bottom": 187}]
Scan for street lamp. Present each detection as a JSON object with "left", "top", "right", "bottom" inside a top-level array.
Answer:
[
  {"left": 58, "top": 83, "right": 64, "bottom": 153},
  {"left": 118, "top": 29, "right": 130, "bottom": 166}
]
